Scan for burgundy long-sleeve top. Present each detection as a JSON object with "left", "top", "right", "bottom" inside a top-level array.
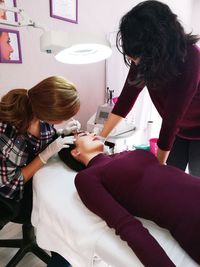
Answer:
[
  {"left": 112, "top": 44, "right": 200, "bottom": 150},
  {"left": 75, "top": 150, "right": 200, "bottom": 267}
]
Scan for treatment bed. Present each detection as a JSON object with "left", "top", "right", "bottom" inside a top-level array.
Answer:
[{"left": 32, "top": 155, "right": 199, "bottom": 267}]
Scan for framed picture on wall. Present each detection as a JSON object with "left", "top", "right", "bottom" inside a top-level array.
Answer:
[
  {"left": 49, "top": 0, "right": 78, "bottom": 24},
  {"left": 0, "top": 0, "right": 18, "bottom": 23},
  {"left": 0, "top": 28, "right": 22, "bottom": 63}
]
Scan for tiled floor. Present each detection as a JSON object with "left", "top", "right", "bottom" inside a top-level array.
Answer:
[{"left": 0, "top": 222, "right": 47, "bottom": 267}]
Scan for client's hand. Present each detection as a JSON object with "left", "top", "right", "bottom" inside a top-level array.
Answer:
[
  {"left": 57, "top": 120, "right": 81, "bottom": 136},
  {"left": 39, "top": 136, "right": 75, "bottom": 164}
]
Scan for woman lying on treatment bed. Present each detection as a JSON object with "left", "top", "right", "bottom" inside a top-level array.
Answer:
[{"left": 58, "top": 132, "right": 200, "bottom": 267}]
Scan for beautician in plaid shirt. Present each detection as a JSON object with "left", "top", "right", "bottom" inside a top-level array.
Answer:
[
  {"left": 0, "top": 76, "right": 80, "bottom": 267},
  {"left": 0, "top": 75, "right": 80, "bottom": 201}
]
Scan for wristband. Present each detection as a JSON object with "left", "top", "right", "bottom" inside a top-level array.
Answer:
[{"left": 38, "top": 154, "right": 47, "bottom": 164}]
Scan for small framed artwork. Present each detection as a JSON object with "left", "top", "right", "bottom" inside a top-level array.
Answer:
[
  {"left": 50, "top": 0, "right": 78, "bottom": 24},
  {"left": 0, "top": 28, "right": 22, "bottom": 63},
  {"left": 0, "top": 0, "right": 18, "bottom": 23}
]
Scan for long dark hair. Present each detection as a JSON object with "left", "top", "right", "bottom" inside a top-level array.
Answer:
[
  {"left": 58, "top": 145, "right": 86, "bottom": 172},
  {"left": 117, "top": 0, "right": 199, "bottom": 85}
]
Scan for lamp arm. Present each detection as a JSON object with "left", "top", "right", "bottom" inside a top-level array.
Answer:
[
  {"left": 0, "top": 4, "right": 112, "bottom": 63},
  {"left": 0, "top": 4, "right": 45, "bottom": 31}
]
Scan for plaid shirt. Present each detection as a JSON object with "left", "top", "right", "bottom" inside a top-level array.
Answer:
[{"left": 0, "top": 121, "right": 56, "bottom": 200}]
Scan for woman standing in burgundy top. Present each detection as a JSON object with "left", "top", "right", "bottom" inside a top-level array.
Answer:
[
  {"left": 100, "top": 1, "right": 200, "bottom": 176},
  {"left": 59, "top": 132, "right": 200, "bottom": 267}
]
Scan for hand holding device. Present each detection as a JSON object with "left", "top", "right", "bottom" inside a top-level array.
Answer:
[
  {"left": 39, "top": 136, "right": 75, "bottom": 164},
  {"left": 57, "top": 120, "right": 81, "bottom": 136},
  {"left": 64, "top": 119, "right": 81, "bottom": 135}
]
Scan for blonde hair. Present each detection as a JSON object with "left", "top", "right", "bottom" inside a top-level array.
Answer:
[{"left": 0, "top": 76, "right": 80, "bottom": 133}]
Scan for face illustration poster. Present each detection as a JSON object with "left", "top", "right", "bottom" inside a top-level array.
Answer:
[{"left": 0, "top": 28, "right": 22, "bottom": 63}]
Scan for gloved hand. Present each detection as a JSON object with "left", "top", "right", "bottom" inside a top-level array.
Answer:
[
  {"left": 57, "top": 120, "right": 81, "bottom": 136},
  {"left": 39, "top": 136, "right": 75, "bottom": 164}
]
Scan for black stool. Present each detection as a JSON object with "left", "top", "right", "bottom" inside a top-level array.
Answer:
[{"left": 0, "top": 195, "right": 51, "bottom": 267}]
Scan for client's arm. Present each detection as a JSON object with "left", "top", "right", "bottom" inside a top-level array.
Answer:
[{"left": 75, "top": 172, "right": 175, "bottom": 267}]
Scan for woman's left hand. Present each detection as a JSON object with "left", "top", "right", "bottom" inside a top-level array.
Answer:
[
  {"left": 57, "top": 120, "right": 81, "bottom": 136},
  {"left": 63, "top": 120, "right": 81, "bottom": 135}
]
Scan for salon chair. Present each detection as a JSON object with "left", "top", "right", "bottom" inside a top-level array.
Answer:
[{"left": 0, "top": 195, "right": 51, "bottom": 267}]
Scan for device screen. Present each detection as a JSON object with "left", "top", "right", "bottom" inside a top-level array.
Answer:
[{"left": 99, "top": 111, "right": 109, "bottom": 119}]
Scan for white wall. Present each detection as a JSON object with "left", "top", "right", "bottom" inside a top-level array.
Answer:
[
  {"left": 191, "top": 0, "right": 200, "bottom": 36},
  {"left": 0, "top": 0, "right": 138, "bottom": 129},
  {"left": 0, "top": 0, "right": 199, "bottom": 129}
]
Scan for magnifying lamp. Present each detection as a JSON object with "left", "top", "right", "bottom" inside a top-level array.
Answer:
[
  {"left": 40, "top": 31, "right": 112, "bottom": 64},
  {"left": 0, "top": 5, "right": 112, "bottom": 64}
]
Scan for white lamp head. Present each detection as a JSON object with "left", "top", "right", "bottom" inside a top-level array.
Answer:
[
  {"left": 55, "top": 43, "right": 112, "bottom": 64},
  {"left": 40, "top": 31, "right": 112, "bottom": 64}
]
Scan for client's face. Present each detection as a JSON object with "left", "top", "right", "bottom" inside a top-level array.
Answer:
[{"left": 74, "top": 132, "right": 104, "bottom": 155}]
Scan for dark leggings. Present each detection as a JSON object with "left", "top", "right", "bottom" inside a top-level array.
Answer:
[
  {"left": 19, "top": 180, "right": 33, "bottom": 221},
  {"left": 167, "top": 136, "right": 200, "bottom": 177}
]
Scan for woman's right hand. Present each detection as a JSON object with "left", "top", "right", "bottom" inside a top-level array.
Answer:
[
  {"left": 100, "top": 113, "right": 123, "bottom": 138},
  {"left": 39, "top": 136, "right": 75, "bottom": 164}
]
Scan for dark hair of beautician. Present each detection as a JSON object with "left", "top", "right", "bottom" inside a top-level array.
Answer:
[{"left": 100, "top": 0, "right": 200, "bottom": 176}]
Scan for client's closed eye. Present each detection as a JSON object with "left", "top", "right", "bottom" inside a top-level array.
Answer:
[
  {"left": 78, "top": 133, "right": 87, "bottom": 137},
  {"left": 77, "top": 131, "right": 89, "bottom": 137}
]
